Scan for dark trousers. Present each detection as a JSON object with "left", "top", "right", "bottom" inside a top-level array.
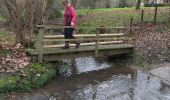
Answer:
[
  {"left": 63, "top": 27, "right": 79, "bottom": 48},
  {"left": 64, "top": 28, "right": 75, "bottom": 39}
]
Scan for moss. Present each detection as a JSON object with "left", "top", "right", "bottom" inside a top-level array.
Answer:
[{"left": 0, "top": 63, "right": 56, "bottom": 93}]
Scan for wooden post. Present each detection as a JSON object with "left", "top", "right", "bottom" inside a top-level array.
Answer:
[
  {"left": 134, "top": 29, "right": 137, "bottom": 45},
  {"left": 117, "top": 29, "right": 120, "bottom": 33},
  {"left": 130, "top": 17, "right": 133, "bottom": 35},
  {"left": 133, "top": 29, "right": 138, "bottom": 54},
  {"left": 154, "top": 5, "right": 158, "bottom": 24},
  {"left": 37, "top": 28, "right": 44, "bottom": 63},
  {"left": 141, "top": 10, "right": 144, "bottom": 29},
  {"left": 49, "top": 29, "right": 53, "bottom": 35},
  {"left": 95, "top": 28, "right": 100, "bottom": 57},
  {"left": 169, "top": 7, "right": 170, "bottom": 23}
]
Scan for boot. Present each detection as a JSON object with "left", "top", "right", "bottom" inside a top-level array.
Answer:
[{"left": 62, "top": 42, "right": 69, "bottom": 49}]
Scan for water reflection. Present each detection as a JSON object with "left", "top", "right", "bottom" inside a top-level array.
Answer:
[
  {"left": 75, "top": 57, "right": 111, "bottom": 74},
  {"left": 134, "top": 70, "right": 170, "bottom": 100},
  {"left": 72, "top": 74, "right": 134, "bottom": 100},
  {"left": 61, "top": 57, "right": 112, "bottom": 76}
]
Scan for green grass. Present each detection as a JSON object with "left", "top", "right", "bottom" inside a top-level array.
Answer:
[
  {"left": 77, "top": 8, "right": 141, "bottom": 33},
  {"left": 77, "top": 7, "right": 158, "bottom": 16},
  {"left": 77, "top": 7, "right": 135, "bottom": 15},
  {"left": 76, "top": 7, "right": 169, "bottom": 34}
]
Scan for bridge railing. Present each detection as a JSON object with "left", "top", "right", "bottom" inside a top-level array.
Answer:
[{"left": 35, "top": 25, "right": 139, "bottom": 63}]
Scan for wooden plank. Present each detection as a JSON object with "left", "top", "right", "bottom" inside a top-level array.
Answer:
[
  {"left": 44, "top": 33, "right": 124, "bottom": 39},
  {"left": 43, "top": 48, "right": 133, "bottom": 61},
  {"left": 27, "top": 44, "right": 133, "bottom": 55},
  {"left": 43, "top": 37, "right": 135, "bottom": 42},
  {"left": 44, "top": 41, "right": 123, "bottom": 48}
]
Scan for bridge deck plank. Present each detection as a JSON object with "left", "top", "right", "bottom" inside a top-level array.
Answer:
[{"left": 27, "top": 44, "right": 133, "bottom": 55}]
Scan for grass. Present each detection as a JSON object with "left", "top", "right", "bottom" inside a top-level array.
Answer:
[
  {"left": 76, "top": 7, "right": 169, "bottom": 34},
  {"left": 77, "top": 7, "right": 135, "bottom": 15},
  {"left": 77, "top": 6, "right": 169, "bottom": 14},
  {"left": 77, "top": 9, "right": 138, "bottom": 34}
]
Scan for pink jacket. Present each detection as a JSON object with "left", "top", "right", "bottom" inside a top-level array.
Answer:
[{"left": 64, "top": 5, "right": 77, "bottom": 26}]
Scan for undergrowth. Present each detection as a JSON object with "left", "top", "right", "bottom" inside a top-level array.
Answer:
[{"left": 0, "top": 63, "right": 56, "bottom": 93}]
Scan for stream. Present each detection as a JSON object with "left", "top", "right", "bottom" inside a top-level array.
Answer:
[{"left": 6, "top": 56, "right": 170, "bottom": 100}]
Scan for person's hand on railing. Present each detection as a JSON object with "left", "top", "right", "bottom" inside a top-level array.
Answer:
[{"left": 71, "top": 22, "right": 75, "bottom": 28}]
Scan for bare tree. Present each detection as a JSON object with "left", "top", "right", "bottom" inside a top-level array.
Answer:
[
  {"left": 0, "top": 0, "right": 45, "bottom": 47},
  {"left": 105, "top": 0, "right": 111, "bottom": 8},
  {"left": 136, "top": 0, "right": 142, "bottom": 9},
  {"left": 72, "top": 0, "right": 78, "bottom": 8},
  {"left": 119, "top": 0, "right": 127, "bottom": 8}
]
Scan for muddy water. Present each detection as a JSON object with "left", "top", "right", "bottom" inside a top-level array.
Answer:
[{"left": 13, "top": 57, "right": 170, "bottom": 100}]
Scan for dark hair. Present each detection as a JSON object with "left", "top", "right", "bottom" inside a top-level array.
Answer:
[{"left": 63, "top": 0, "right": 70, "bottom": 3}]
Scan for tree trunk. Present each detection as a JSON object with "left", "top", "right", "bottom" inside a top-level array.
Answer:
[
  {"left": 72, "top": 0, "right": 78, "bottom": 8},
  {"left": 45, "top": 0, "right": 57, "bottom": 20},
  {"left": 119, "top": 0, "right": 127, "bottom": 8},
  {"left": 136, "top": 0, "right": 141, "bottom": 10}
]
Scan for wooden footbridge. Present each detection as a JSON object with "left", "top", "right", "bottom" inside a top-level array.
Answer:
[{"left": 27, "top": 25, "right": 138, "bottom": 63}]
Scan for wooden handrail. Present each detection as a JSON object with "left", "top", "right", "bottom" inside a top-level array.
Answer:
[
  {"left": 43, "top": 37, "right": 134, "bottom": 42},
  {"left": 44, "top": 41, "right": 123, "bottom": 48},
  {"left": 44, "top": 33, "right": 124, "bottom": 39},
  {"left": 36, "top": 25, "right": 139, "bottom": 30}
]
